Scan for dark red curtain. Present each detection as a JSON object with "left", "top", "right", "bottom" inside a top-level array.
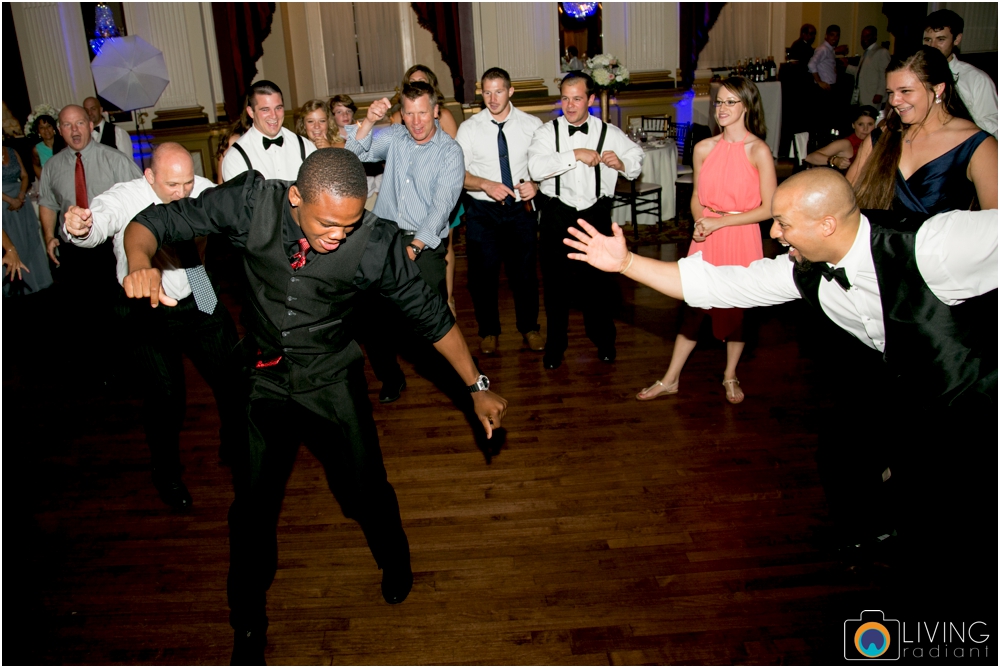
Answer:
[
  {"left": 411, "top": 2, "right": 474, "bottom": 104},
  {"left": 213, "top": 3, "right": 275, "bottom": 121},
  {"left": 679, "top": 3, "right": 727, "bottom": 89}
]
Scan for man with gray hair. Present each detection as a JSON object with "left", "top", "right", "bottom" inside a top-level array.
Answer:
[{"left": 64, "top": 142, "right": 243, "bottom": 511}]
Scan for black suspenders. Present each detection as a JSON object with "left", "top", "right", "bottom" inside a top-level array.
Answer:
[
  {"left": 233, "top": 143, "right": 253, "bottom": 172},
  {"left": 553, "top": 118, "right": 609, "bottom": 201},
  {"left": 231, "top": 133, "right": 306, "bottom": 174}
]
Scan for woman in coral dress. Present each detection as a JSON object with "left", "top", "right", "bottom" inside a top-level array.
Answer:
[{"left": 637, "top": 76, "right": 777, "bottom": 403}]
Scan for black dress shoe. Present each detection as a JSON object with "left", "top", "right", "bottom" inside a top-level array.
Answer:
[
  {"left": 381, "top": 566, "right": 413, "bottom": 604},
  {"left": 155, "top": 478, "right": 192, "bottom": 511},
  {"left": 231, "top": 629, "right": 266, "bottom": 665},
  {"left": 378, "top": 377, "right": 407, "bottom": 404},
  {"left": 597, "top": 347, "right": 617, "bottom": 363},
  {"left": 543, "top": 351, "right": 563, "bottom": 370}
]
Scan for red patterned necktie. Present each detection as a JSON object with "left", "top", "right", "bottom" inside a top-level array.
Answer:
[
  {"left": 74, "top": 152, "right": 88, "bottom": 208},
  {"left": 290, "top": 238, "right": 310, "bottom": 269}
]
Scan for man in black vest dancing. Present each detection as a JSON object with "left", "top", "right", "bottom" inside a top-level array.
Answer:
[
  {"left": 565, "top": 168, "right": 997, "bottom": 622},
  {"left": 121, "top": 150, "right": 508, "bottom": 664},
  {"left": 527, "top": 71, "right": 644, "bottom": 369}
]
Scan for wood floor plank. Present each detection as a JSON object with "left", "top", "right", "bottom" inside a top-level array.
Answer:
[{"left": 4, "top": 240, "right": 887, "bottom": 664}]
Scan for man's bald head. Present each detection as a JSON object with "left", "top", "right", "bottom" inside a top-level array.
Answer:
[
  {"left": 769, "top": 168, "right": 861, "bottom": 266},
  {"left": 58, "top": 105, "right": 93, "bottom": 151},
  {"left": 82, "top": 97, "right": 103, "bottom": 125},
  {"left": 145, "top": 142, "right": 197, "bottom": 203},
  {"left": 777, "top": 168, "right": 859, "bottom": 222}
]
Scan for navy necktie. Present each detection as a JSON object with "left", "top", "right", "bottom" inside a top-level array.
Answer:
[
  {"left": 493, "top": 120, "right": 515, "bottom": 206},
  {"left": 263, "top": 135, "right": 284, "bottom": 150},
  {"left": 820, "top": 264, "right": 852, "bottom": 291}
]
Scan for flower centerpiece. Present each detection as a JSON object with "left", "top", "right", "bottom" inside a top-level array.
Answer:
[
  {"left": 583, "top": 54, "right": 630, "bottom": 121},
  {"left": 26, "top": 103, "right": 61, "bottom": 136}
]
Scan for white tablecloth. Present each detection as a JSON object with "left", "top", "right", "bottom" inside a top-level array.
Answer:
[
  {"left": 692, "top": 81, "right": 782, "bottom": 158},
  {"left": 611, "top": 140, "right": 678, "bottom": 226}
]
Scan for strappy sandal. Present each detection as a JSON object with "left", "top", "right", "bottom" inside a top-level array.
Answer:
[
  {"left": 722, "top": 378, "right": 744, "bottom": 404},
  {"left": 636, "top": 379, "right": 679, "bottom": 401}
]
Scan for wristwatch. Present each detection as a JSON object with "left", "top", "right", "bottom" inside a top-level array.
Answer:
[
  {"left": 407, "top": 243, "right": 423, "bottom": 258},
  {"left": 466, "top": 374, "right": 490, "bottom": 393}
]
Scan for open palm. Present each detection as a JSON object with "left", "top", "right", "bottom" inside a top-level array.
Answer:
[{"left": 564, "top": 219, "right": 629, "bottom": 273}]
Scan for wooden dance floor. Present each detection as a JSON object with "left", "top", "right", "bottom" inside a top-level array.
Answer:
[{"left": 4, "top": 233, "right": 888, "bottom": 665}]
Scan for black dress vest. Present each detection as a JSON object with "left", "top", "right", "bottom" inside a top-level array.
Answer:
[
  {"left": 99, "top": 121, "right": 118, "bottom": 149},
  {"left": 240, "top": 181, "right": 376, "bottom": 370},
  {"left": 792, "top": 213, "right": 997, "bottom": 407}
]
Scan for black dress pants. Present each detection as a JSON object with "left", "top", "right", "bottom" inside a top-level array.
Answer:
[
  {"left": 538, "top": 197, "right": 619, "bottom": 355},
  {"left": 227, "top": 359, "right": 409, "bottom": 632},
  {"left": 362, "top": 235, "right": 448, "bottom": 384},
  {"left": 465, "top": 198, "right": 540, "bottom": 338},
  {"left": 115, "top": 291, "right": 243, "bottom": 480}
]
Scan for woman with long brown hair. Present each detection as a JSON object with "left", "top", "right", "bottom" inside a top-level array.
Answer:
[
  {"left": 636, "top": 76, "right": 777, "bottom": 404},
  {"left": 295, "top": 99, "right": 336, "bottom": 149},
  {"left": 848, "top": 46, "right": 996, "bottom": 217}
]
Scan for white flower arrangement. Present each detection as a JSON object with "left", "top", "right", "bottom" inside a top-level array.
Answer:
[
  {"left": 26, "top": 103, "right": 61, "bottom": 136},
  {"left": 584, "top": 54, "right": 630, "bottom": 93}
]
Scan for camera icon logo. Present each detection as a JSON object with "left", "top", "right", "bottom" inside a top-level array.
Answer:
[{"left": 844, "top": 610, "right": 900, "bottom": 660}]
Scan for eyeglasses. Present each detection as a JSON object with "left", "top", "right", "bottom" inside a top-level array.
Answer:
[{"left": 713, "top": 100, "right": 742, "bottom": 108}]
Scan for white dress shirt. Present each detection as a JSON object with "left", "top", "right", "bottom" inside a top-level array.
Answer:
[
  {"left": 847, "top": 43, "right": 891, "bottom": 106},
  {"left": 528, "top": 114, "right": 643, "bottom": 211},
  {"left": 67, "top": 175, "right": 215, "bottom": 300},
  {"left": 92, "top": 120, "right": 134, "bottom": 158},
  {"left": 808, "top": 41, "right": 837, "bottom": 85},
  {"left": 950, "top": 57, "right": 998, "bottom": 137},
  {"left": 678, "top": 210, "right": 998, "bottom": 353},
  {"left": 456, "top": 103, "right": 542, "bottom": 202},
  {"left": 221, "top": 126, "right": 316, "bottom": 181}
]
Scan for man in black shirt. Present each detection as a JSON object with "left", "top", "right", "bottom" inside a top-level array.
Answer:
[{"left": 122, "top": 150, "right": 507, "bottom": 664}]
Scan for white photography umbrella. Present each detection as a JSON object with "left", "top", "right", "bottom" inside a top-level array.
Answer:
[{"left": 90, "top": 36, "right": 169, "bottom": 112}]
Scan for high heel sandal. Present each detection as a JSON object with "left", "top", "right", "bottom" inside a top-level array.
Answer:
[
  {"left": 722, "top": 378, "right": 744, "bottom": 404},
  {"left": 636, "top": 379, "right": 679, "bottom": 401}
]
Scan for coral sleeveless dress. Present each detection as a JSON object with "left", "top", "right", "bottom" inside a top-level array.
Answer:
[{"left": 685, "top": 136, "right": 764, "bottom": 340}]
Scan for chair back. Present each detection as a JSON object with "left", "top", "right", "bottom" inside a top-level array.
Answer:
[
  {"left": 640, "top": 115, "right": 668, "bottom": 136},
  {"left": 681, "top": 123, "right": 711, "bottom": 167}
]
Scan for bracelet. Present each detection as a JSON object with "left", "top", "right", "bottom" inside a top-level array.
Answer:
[
  {"left": 619, "top": 251, "right": 635, "bottom": 274},
  {"left": 828, "top": 156, "right": 838, "bottom": 168}
]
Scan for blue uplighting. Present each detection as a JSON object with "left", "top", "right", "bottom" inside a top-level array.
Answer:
[{"left": 563, "top": 2, "right": 598, "bottom": 20}]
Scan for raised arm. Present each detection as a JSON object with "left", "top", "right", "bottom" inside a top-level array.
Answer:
[{"left": 564, "top": 219, "right": 801, "bottom": 308}]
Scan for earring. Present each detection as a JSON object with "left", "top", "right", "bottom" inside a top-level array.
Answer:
[{"left": 935, "top": 94, "right": 942, "bottom": 104}]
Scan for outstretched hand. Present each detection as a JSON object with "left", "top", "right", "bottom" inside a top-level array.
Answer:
[
  {"left": 65, "top": 206, "right": 94, "bottom": 238},
  {"left": 472, "top": 390, "right": 508, "bottom": 439},
  {"left": 563, "top": 219, "right": 629, "bottom": 273},
  {"left": 122, "top": 267, "right": 178, "bottom": 308}
]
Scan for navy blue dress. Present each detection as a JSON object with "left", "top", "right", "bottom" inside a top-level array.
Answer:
[{"left": 893, "top": 130, "right": 991, "bottom": 217}]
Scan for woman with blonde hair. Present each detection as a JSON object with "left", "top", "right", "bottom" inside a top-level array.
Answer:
[
  {"left": 636, "top": 76, "right": 777, "bottom": 404},
  {"left": 295, "top": 99, "right": 336, "bottom": 149}
]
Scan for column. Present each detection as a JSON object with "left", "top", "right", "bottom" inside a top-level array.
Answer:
[{"left": 11, "top": 2, "right": 96, "bottom": 110}]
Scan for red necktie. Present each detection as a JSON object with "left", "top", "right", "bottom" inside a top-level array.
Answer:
[
  {"left": 74, "top": 152, "right": 88, "bottom": 208},
  {"left": 290, "top": 238, "right": 310, "bottom": 269}
]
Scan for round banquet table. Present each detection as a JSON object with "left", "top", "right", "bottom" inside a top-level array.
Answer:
[{"left": 611, "top": 139, "right": 678, "bottom": 227}]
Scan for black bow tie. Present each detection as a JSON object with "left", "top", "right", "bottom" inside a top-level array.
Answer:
[
  {"left": 820, "top": 264, "right": 852, "bottom": 291},
  {"left": 263, "top": 135, "right": 284, "bottom": 150},
  {"left": 568, "top": 123, "right": 589, "bottom": 136}
]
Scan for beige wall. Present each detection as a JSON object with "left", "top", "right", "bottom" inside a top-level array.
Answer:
[{"left": 783, "top": 3, "right": 891, "bottom": 58}]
